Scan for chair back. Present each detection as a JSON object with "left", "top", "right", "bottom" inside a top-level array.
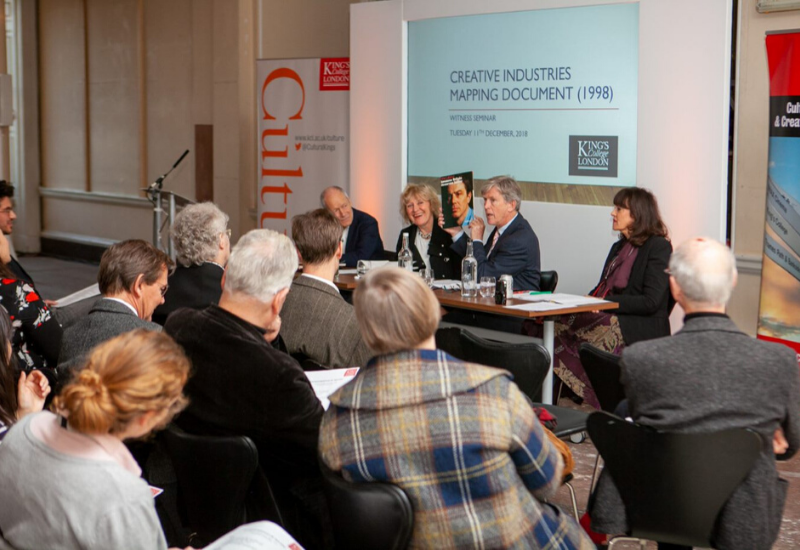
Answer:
[
  {"left": 579, "top": 343, "right": 625, "bottom": 412},
  {"left": 587, "top": 411, "right": 762, "bottom": 547},
  {"left": 539, "top": 270, "right": 559, "bottom": 292},
  {"left": 384, "top": 249, "right": 399, "bottom": 261},
  {"left": 161, "top": 426, "right": 260, "bottom": 545},
  {"left": 321, "top": 463, "right": 414, "bottom": 550},
  {"left": 435, "top": 326, "right": 550, "bottom": 402}
]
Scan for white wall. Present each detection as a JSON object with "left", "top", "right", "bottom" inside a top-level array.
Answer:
[{"left": 351, "top": 0, "right": 732, "bottom": 301}]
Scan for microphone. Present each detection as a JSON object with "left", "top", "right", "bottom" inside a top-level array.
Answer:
[{"left": 152, "top": 150, "right": 190, "bottom": 190}]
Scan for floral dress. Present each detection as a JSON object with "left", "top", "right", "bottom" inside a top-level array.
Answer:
[{"left": 0, "top": 278, "right": 63, "bottom": 385}]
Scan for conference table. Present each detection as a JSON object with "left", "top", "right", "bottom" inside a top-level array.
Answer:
[{"left": 333, "top": 273, "right": 618, "bottom": 404}]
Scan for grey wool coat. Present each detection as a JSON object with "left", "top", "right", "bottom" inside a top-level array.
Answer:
[
  {"left": 280, "top": 275, "right": 372, "bottom": 368},
  {"left": 590, "top": 314, "right": 800, "bottom": 550},
  {"left": 58, "top": 298, "right": 162, "bottom": 371}
]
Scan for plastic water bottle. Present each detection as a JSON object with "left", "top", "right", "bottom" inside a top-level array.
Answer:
[
  {"left": 461, "top": 240, "right": 478, "bottom": 297},
  {"left": 398, "top": 232, "right": 414, "bottom": 271}
]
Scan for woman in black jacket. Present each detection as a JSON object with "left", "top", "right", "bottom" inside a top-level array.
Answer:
[
  {"left": 396, "top": 183, "right": 461, "bottom": 280},
  {"left": 531, "top": 187, "right": 672, "bottom": 408}
]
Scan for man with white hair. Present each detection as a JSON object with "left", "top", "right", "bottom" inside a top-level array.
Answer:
[
  {"left": 164, "top": 229, "right": 328, "bottom": 548},
  {"left": 590, "top": 237, "right": 800, "bottom": 550},
  {"left": 321, "top": 185, "right": 384, "bottom": 267}
]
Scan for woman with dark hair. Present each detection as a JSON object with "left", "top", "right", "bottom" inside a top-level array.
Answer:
[
  {"left": 531, "top": 187, "right": 672, "bottom": 408},
  {"left": 0, "top": 234, "right": 62, "bottom": 387},
  {"left": 0, "top": 306, "right": 50, "bottom": 442}
]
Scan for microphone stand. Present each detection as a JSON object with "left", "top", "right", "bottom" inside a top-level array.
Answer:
[{"left": 145, "top": 150, "right": 190, "bottom": 254}]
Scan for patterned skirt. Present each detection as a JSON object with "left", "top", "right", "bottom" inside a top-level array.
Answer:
[{"left": 525, "top": 312, "right": 624, "bottom": 409}]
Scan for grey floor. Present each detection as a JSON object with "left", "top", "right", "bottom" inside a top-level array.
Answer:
[
  {"left": 18, "top": 254, "right": 99, "bottom": 301},
  {"left": 19, "top": 253, "right": 800, "bottom": 549}
]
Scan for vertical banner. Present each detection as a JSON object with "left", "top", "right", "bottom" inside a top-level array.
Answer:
[
  {"left": 757, "top": 31, "right": 800, "bottom": 352},
  {"left": 257, "top": 58, "right": 349, "bottom": 233}
]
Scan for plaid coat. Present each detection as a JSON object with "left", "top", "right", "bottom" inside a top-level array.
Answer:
[{"left": 319, "top": 349, "right": 593, "bottom": 549}]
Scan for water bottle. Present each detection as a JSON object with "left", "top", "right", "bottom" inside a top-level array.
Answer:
[
  {"left": 461, "top": 240, "right": 478, "bottom": 297},
  {"left": 398, "top": 232, "right": 414, "bottom": 271}
]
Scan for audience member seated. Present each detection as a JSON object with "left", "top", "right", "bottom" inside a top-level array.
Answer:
[
  {"left": 282, "top": 209, "right": 373, "bottom": 368},
  {"left": 443, "top": 175, "right": 541, "bottom": 290},
  {"left": 0, "top": 330, "right": 189, "bottom": 550},
  {"left": 321, "top": 185, "right": 384, "bottom": 267},
  {"left": 588, "top": 237, "right": 800, "bottom": 550},
  {"left": 0, "top": 181, "right": 97, "bottom": 328},
  {"left": 319, "top": 267, "right": 593, "bottom": 549},
  {"left": 396, "top": 183, "right": 460, "bottom": 280},
  {"left": 0, "top": 180, "right": 32, "bottom": 285},
  {"left": 528, "top": 188, "right": 671, "bottom": 408},
  {"left": 164, "top": 229, "right": 329, "bottom": 548},
  {"left": 152, "top": 202, "right": 230, "bottom": 325},
  {"left": 59, "top": 240, "right": 170, "bottom": 371},
  {"left": 0, "top": 307, "right": 50, "bottom": 442},
  {"left": 0, "top": 234, "right": 62, "bottom": 387}
]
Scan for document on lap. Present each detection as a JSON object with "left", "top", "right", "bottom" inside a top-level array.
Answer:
[
  {"left": 203, "top": 521, "right": 304, "bottom": 550},
  {"left": 306, "top": 368, "right": 360, "bottom": 410},
  {"left": 54, "top": 283, "right": 100, "bottom": 308}
]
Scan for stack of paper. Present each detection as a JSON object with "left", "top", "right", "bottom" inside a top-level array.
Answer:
[
  {"left": 431, "top": 279, "right": 461, "bottom": 290},
  {"left": 505, "top": 293, "right": 611, "bottom": 312}
]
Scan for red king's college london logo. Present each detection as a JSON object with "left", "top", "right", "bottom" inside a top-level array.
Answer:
[{"left": 319, "top": 58, "right": 349, "bottom": 91}]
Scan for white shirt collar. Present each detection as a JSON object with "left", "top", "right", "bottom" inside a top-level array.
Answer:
[
  {"left": 104, "top": 297, "right": 139, "bottom": 316},
  {"left": 300, "top": 273, "right": 339, "bottom": 292},
  {"left": 496, "top": 213, "right": 519, "bottom": 236}
]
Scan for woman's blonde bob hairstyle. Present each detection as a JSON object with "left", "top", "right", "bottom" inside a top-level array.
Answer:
[
  {"left": 55, "top": 329, "right": 190, "bottom": 435},
  {"left": 353, "top": 268, "right": 440, "bottom": 354},
  {"left": 399, "top": 183, "right": 441, "bottom": 225}
]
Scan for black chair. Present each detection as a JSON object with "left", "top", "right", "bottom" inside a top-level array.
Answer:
[
  {"left": 539, "top": 270, "right": 559, "bottom": 293},
  {"left": 321, "top": 463, "right": 414, "bottom": 550},
  {"left": 435, "top": 326, "right": 580, "bottom": 518},
  {"left": 579, "top": 343, "right": 624, "bottom": 489},
  {"left": 384, "top": 249, "right": 399, "bottom": 261},
  {"left": 435, "top": 326, "right": 549, "bottom": 402},
  {"left": 161, "top": 426, "right": 282, "bottom": 546},
  {"left": 587, "top": 411, "right": 762, "bottom": 548},
  {"left": 579, "top": 343, "right": 624, "bottom": 413}
]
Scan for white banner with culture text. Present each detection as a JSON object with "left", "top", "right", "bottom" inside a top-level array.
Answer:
[{"left": 257, "top": 58, "right": 349, "bottom": 233}]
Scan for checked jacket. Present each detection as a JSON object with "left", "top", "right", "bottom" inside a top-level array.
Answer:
[{"left": 319, "top": 349, "right": 593, "bottom": 549}]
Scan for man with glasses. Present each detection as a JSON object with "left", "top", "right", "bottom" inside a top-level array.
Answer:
[
  {"left": 152, "top": 202, "right": 231, "bottom": 325},
  {"left": 59, "top": 239, "right": 171, "bottom": 371},
  {"left": 0, "top": 180, "right": 36, "bottom": 285}
]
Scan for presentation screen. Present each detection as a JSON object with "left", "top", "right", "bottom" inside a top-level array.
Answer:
[{"left": 407, "top": 3, "right": 639, "bottom": 206}]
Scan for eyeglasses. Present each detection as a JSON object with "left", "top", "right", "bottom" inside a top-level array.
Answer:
[
  {"left": 223, "top": 229, "right": 232, "bottom": 238},
  {"left": 0, "top": 207, "right": 13, "bottom": 215},
  {"left": 159, "top": 284, "right": 169, "bottom": 297}
]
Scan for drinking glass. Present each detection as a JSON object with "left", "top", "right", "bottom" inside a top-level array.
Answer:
[
  {"left": 480, "top": 276, "right": 496, "bottom": 298},
  {"left": 356, "top": 260, "right": 369, "bottom": 279},
  {"left": 420, "top": 268, "right": 435, "bottom": 287}
]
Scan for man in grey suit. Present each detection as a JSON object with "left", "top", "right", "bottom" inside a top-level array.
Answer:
[
  {"left": 590, "top": 237, "right": 800, "bottom": 550},
  {"left": 281, "top": 209, "right": 372, "bottom": 368},
  {"left": 59, "top": 240, "right": 170, "bottom": 370}
]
